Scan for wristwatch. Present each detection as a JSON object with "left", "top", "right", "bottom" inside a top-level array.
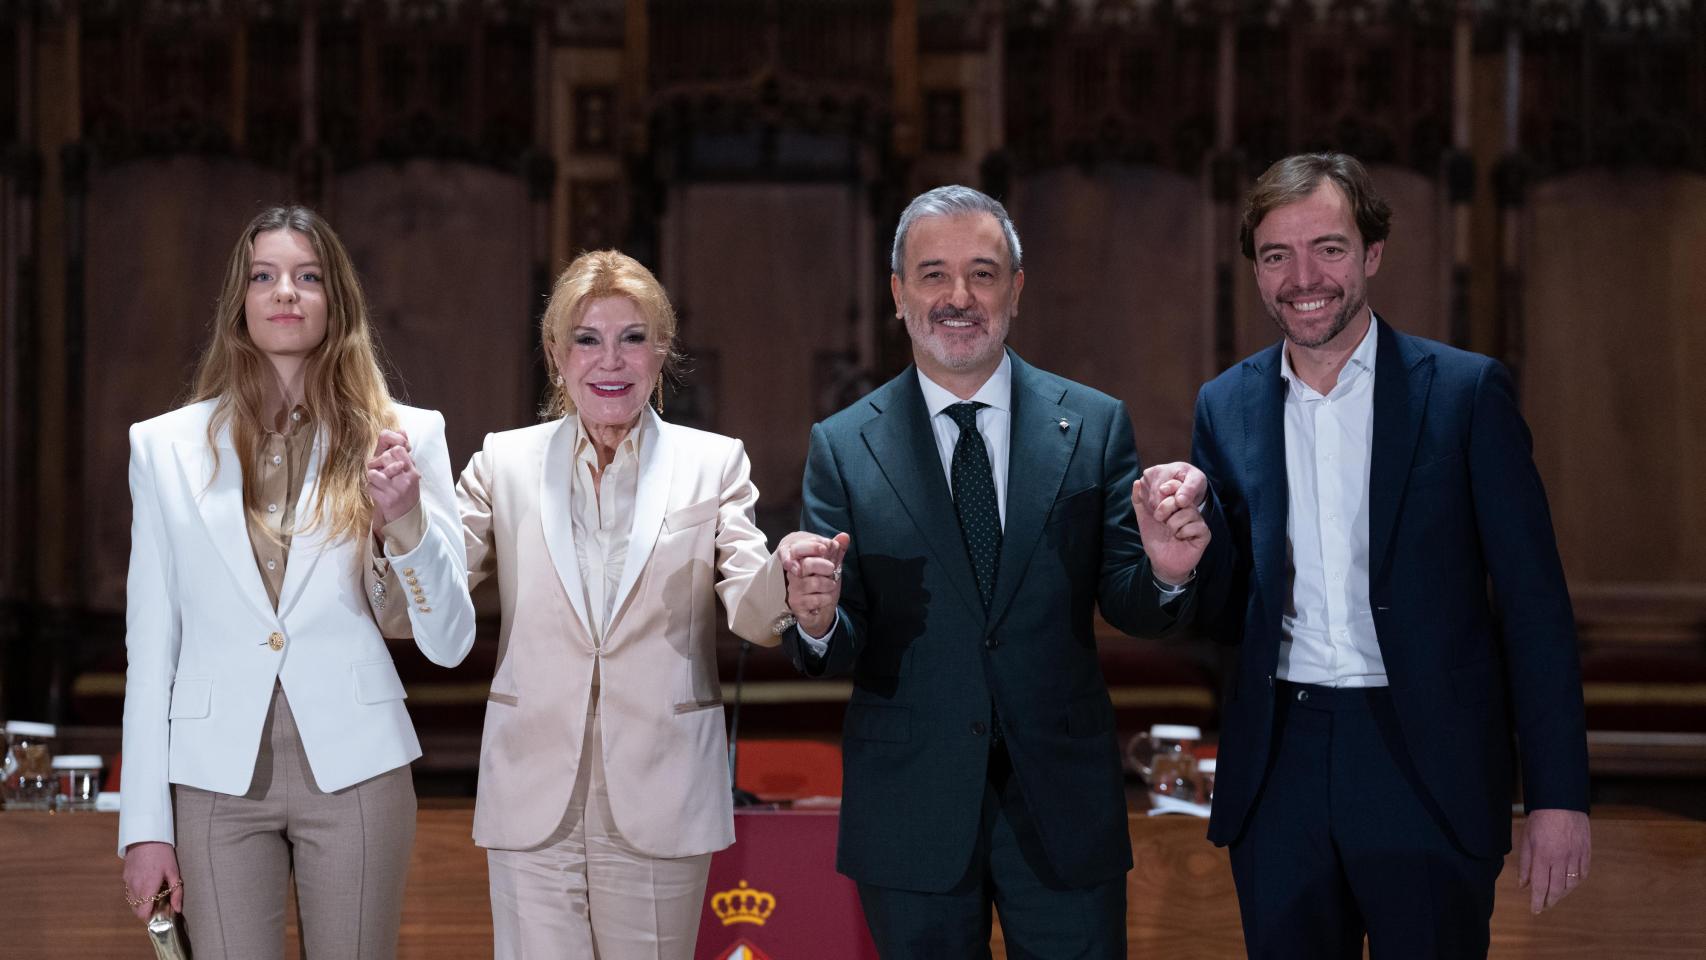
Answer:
[{"left": 771, "top": 611, "right": 798, "bottom": 636}]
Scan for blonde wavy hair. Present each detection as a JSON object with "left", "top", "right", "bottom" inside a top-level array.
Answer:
[
  {"left": 540, "top": 250, "right": 685, "bottom": 419},
  {"left": 190, "top": 205, "right": 394, "bottom": 544}
]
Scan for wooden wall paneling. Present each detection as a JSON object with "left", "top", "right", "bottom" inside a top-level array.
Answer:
[
  {"left": 332, "top": 161, "right": 535, "bottom": 475},
  {"left": 666, "top": 182, "right": 860, "bottom": 534},
  {"left": 1008, "top": 166, "right": 1208, "bottom": 464},
  {"left": 79, "top": 158, "right": 290, "bottom": 612},
  {"left": 1522, "top": 171, "right": 1706, "bottom": 589}
]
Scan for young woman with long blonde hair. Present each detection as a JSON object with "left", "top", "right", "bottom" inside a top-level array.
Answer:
[{"left": 117, "top": 206, "right": 475, "bottom": 959}]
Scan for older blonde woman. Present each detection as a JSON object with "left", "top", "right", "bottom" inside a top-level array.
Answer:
[
  {"left": 455, "top": 250, "right": 833, "bottom": 958},
  {"left": 118, "top": 206, "right": 476, "bottom": 959}
]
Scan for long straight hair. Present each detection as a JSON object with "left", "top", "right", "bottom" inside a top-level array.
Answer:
[{"left": 190, "top": 205, "right": 394, "bottom": 544}]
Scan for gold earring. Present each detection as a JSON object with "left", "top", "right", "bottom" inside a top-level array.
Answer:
[{"left": 654, "top": 379, "right": 665, "bottom": 415}]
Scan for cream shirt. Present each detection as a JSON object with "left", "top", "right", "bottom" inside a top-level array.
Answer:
[{"left": 569, "top": 414, "right": 649, "bottom": 644}]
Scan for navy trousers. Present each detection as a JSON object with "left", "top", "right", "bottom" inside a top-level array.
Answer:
[
  {"left": 1228, "top": 681, "right": 1503, "bottom": 959},
  {"left": 856, "top": 741, "right": 1126, "bottom": 959}
]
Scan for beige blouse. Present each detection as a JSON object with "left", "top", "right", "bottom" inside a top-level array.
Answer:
[{"left": 246, "top": 405, "right": 422, "bottom": 616}]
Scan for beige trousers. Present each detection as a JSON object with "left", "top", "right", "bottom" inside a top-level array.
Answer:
[
  {"left": 486, "top": 694, "right": 713, "bottom": 960},
  {"left": 174, "top": 684, "right": 417, "bottom": 960}
]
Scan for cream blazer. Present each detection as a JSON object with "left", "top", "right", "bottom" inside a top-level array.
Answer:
[
  {"left": 459, "top": 410, "right": 787, "bottom": 857},
  {"left": 117, "top": 399, "right": 476, "bottom": 854}
]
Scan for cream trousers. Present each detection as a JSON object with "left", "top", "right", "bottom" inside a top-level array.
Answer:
[{"left": 486, "top": 693, "right": 713, "bottom": 960}]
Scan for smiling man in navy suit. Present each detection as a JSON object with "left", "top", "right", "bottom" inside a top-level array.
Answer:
[
  {"left": 773, "top": 185, "right": 1226, "bottom": 957},
  {"left": 1192, "top": 152, "right": 1592, "bottom": 958}
]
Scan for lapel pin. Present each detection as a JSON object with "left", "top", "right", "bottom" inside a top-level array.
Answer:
[{"left": 1058, "top": 418, "right": 1070, "bottom": 432}]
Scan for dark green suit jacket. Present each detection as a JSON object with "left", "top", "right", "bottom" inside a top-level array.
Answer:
[{"left": 781, "top": 349, "right": 1227, "bottom": 892}]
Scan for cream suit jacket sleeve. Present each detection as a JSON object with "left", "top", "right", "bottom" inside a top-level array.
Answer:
[
  {"left": 117, "top": 400, "right": 477, "bottom": 855},
  {"left": 458, "top": 411, "right": 787, "bottom": 858}
]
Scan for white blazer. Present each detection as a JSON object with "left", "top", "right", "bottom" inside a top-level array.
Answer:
[
  {"left": 459, "top": 409, "right": 788, "bottom": 857},
  {"left": 117, "top": 398, "right": 476, "bottom": 854}
]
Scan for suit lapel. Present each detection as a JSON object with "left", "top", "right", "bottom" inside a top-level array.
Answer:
[
  {"left": 1367, "top": 319, "right": 1434, "bottom": 583},
  {"left": 1242, "top": 346, "right": 1290, "bottom": 631},
  {"left": 171, "top": 423, "right": 276, "bottom": 625},
  {"left": 609, "top": 409, "right": 673, "bottom": 626},
  {"left": 861, "top": 374, "right": 988, "bottom": 621},
  {"left": 275, "top": 430, "right": 328, "bottom": 618},
  {"left": 986, "top": 355, "right": 1075, "bottom": 627},
  {"left": 537, "top": 416, "right": 594, "bottom": 635}
]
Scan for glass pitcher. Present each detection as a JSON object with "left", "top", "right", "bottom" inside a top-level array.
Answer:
[
  {"left": 1127, "top": 723, "right": 1202, "bottom": 802},
  {"left": 3, "top": 721, "right": 59, "bottom": 810}
]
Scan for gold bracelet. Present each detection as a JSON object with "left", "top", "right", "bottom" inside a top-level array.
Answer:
[{"left": 123, "top": 880, "right": 182, "bottom": 908}]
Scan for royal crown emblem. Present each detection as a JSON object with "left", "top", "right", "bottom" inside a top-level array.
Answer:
[{"left": 711, "top": 880, "right": 776, "bottom": 926}]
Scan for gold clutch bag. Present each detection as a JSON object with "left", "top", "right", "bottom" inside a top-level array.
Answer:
[{"left": 146, "top": 901, "right": 192, "bottom": 960}]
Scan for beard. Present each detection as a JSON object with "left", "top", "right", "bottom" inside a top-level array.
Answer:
[
  {"left": 1265, "top": 286, "right": 1365, "bottom": 349},
  {"left": 910, "top": 303, "right": 1005, "bottom": 371}
]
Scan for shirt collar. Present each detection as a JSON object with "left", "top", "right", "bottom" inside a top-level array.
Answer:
[
  {"left": 917, "top": 351, "right": 1013, "bottom": 419},
  {"left": 1279, "top": 309, "right": 1378, "bottom": 398},
  {"left": 268, "top": 403, "right": 312, "bottom": 439},
  {"left": 572, "top": 410, "right": 648, "bottom": 471}
]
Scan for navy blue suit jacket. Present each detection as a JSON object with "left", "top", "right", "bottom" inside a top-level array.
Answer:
[
  {"left": 780, "top": 349, "right": 1229, "bottom": 892},
  {"left": 1193, "top": 319, "right": 1589, "bottom": 858}
]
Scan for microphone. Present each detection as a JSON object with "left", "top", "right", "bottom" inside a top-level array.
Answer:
[{"left": 727, "top": 639, "right": 761, "bottom": 807}]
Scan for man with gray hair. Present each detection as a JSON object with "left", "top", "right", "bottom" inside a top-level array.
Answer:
[{"left": 773, "top": 184, "right": 1227, "bottom": 954}]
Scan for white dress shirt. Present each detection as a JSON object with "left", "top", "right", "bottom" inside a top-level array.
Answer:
[
  {"left": 1277, "top": 313, "right": 1387, "bottom": 687},
  {"left": 569, "top": 414, "right": 647, "bottom": 645},
  {"left": 916, "top": 353, "right": 1014, "bottom": 529},
  {"left": 797, "top": 356, "right": 1013, "bottom": 651}
]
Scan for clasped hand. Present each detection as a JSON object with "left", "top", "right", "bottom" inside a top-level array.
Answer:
[
  {"left": 1132, "top": 461, "right": 1212, "bottom": 586},
  {"left": 367, "top": 428, "right": 419, "bottom": 536},
  {"left": 777, "top": 531, "right": 851, "bottom": 638}
]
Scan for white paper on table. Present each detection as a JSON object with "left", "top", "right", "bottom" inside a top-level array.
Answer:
[{"left": 1146, "top": 792, "right": 1212, "bottom": 818}]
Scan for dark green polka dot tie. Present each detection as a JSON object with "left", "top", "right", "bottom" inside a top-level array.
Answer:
[{"left": 946, "top": 402, "right": 1001, "bottom": 609}]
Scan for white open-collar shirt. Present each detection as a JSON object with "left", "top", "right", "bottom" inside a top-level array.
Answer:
[{"left": 1277, "top": 312, "right": 1388, "bottom": 688}]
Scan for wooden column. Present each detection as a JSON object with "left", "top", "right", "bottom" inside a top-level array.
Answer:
[
  {"left": 891, "top": 0, "right": 919, "bottom": 161},
  {"left": 1446, "top": 0, "right": 1475, "bottom": 349},
  {"left": 0, "top": 7, "right": 43, "bottom": 721},
  {"left": 44, "top": 0, "right": 90, "bottom": 726},
  {"left": 524, "top": 10, "right": 555, "bottom": 408},
  {"left": 295, "top": 0, "right": 325, "bottom": 205},
  {"left": 1494, "top": 16, "right": 1527, "bottom": 392},
  {"left": 1209, "top": 0, "right": 1240, "bottom": 377}
]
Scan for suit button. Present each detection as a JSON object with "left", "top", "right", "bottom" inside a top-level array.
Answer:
[
  {"left": 267, "top": 632, "right": 284, "bottom": 651},
  {"left": 971, "top": 721, "right": 987, "bottom": 736},
  {"left": 984, "top": 636, "right": 1000, "bottom": 650}
]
